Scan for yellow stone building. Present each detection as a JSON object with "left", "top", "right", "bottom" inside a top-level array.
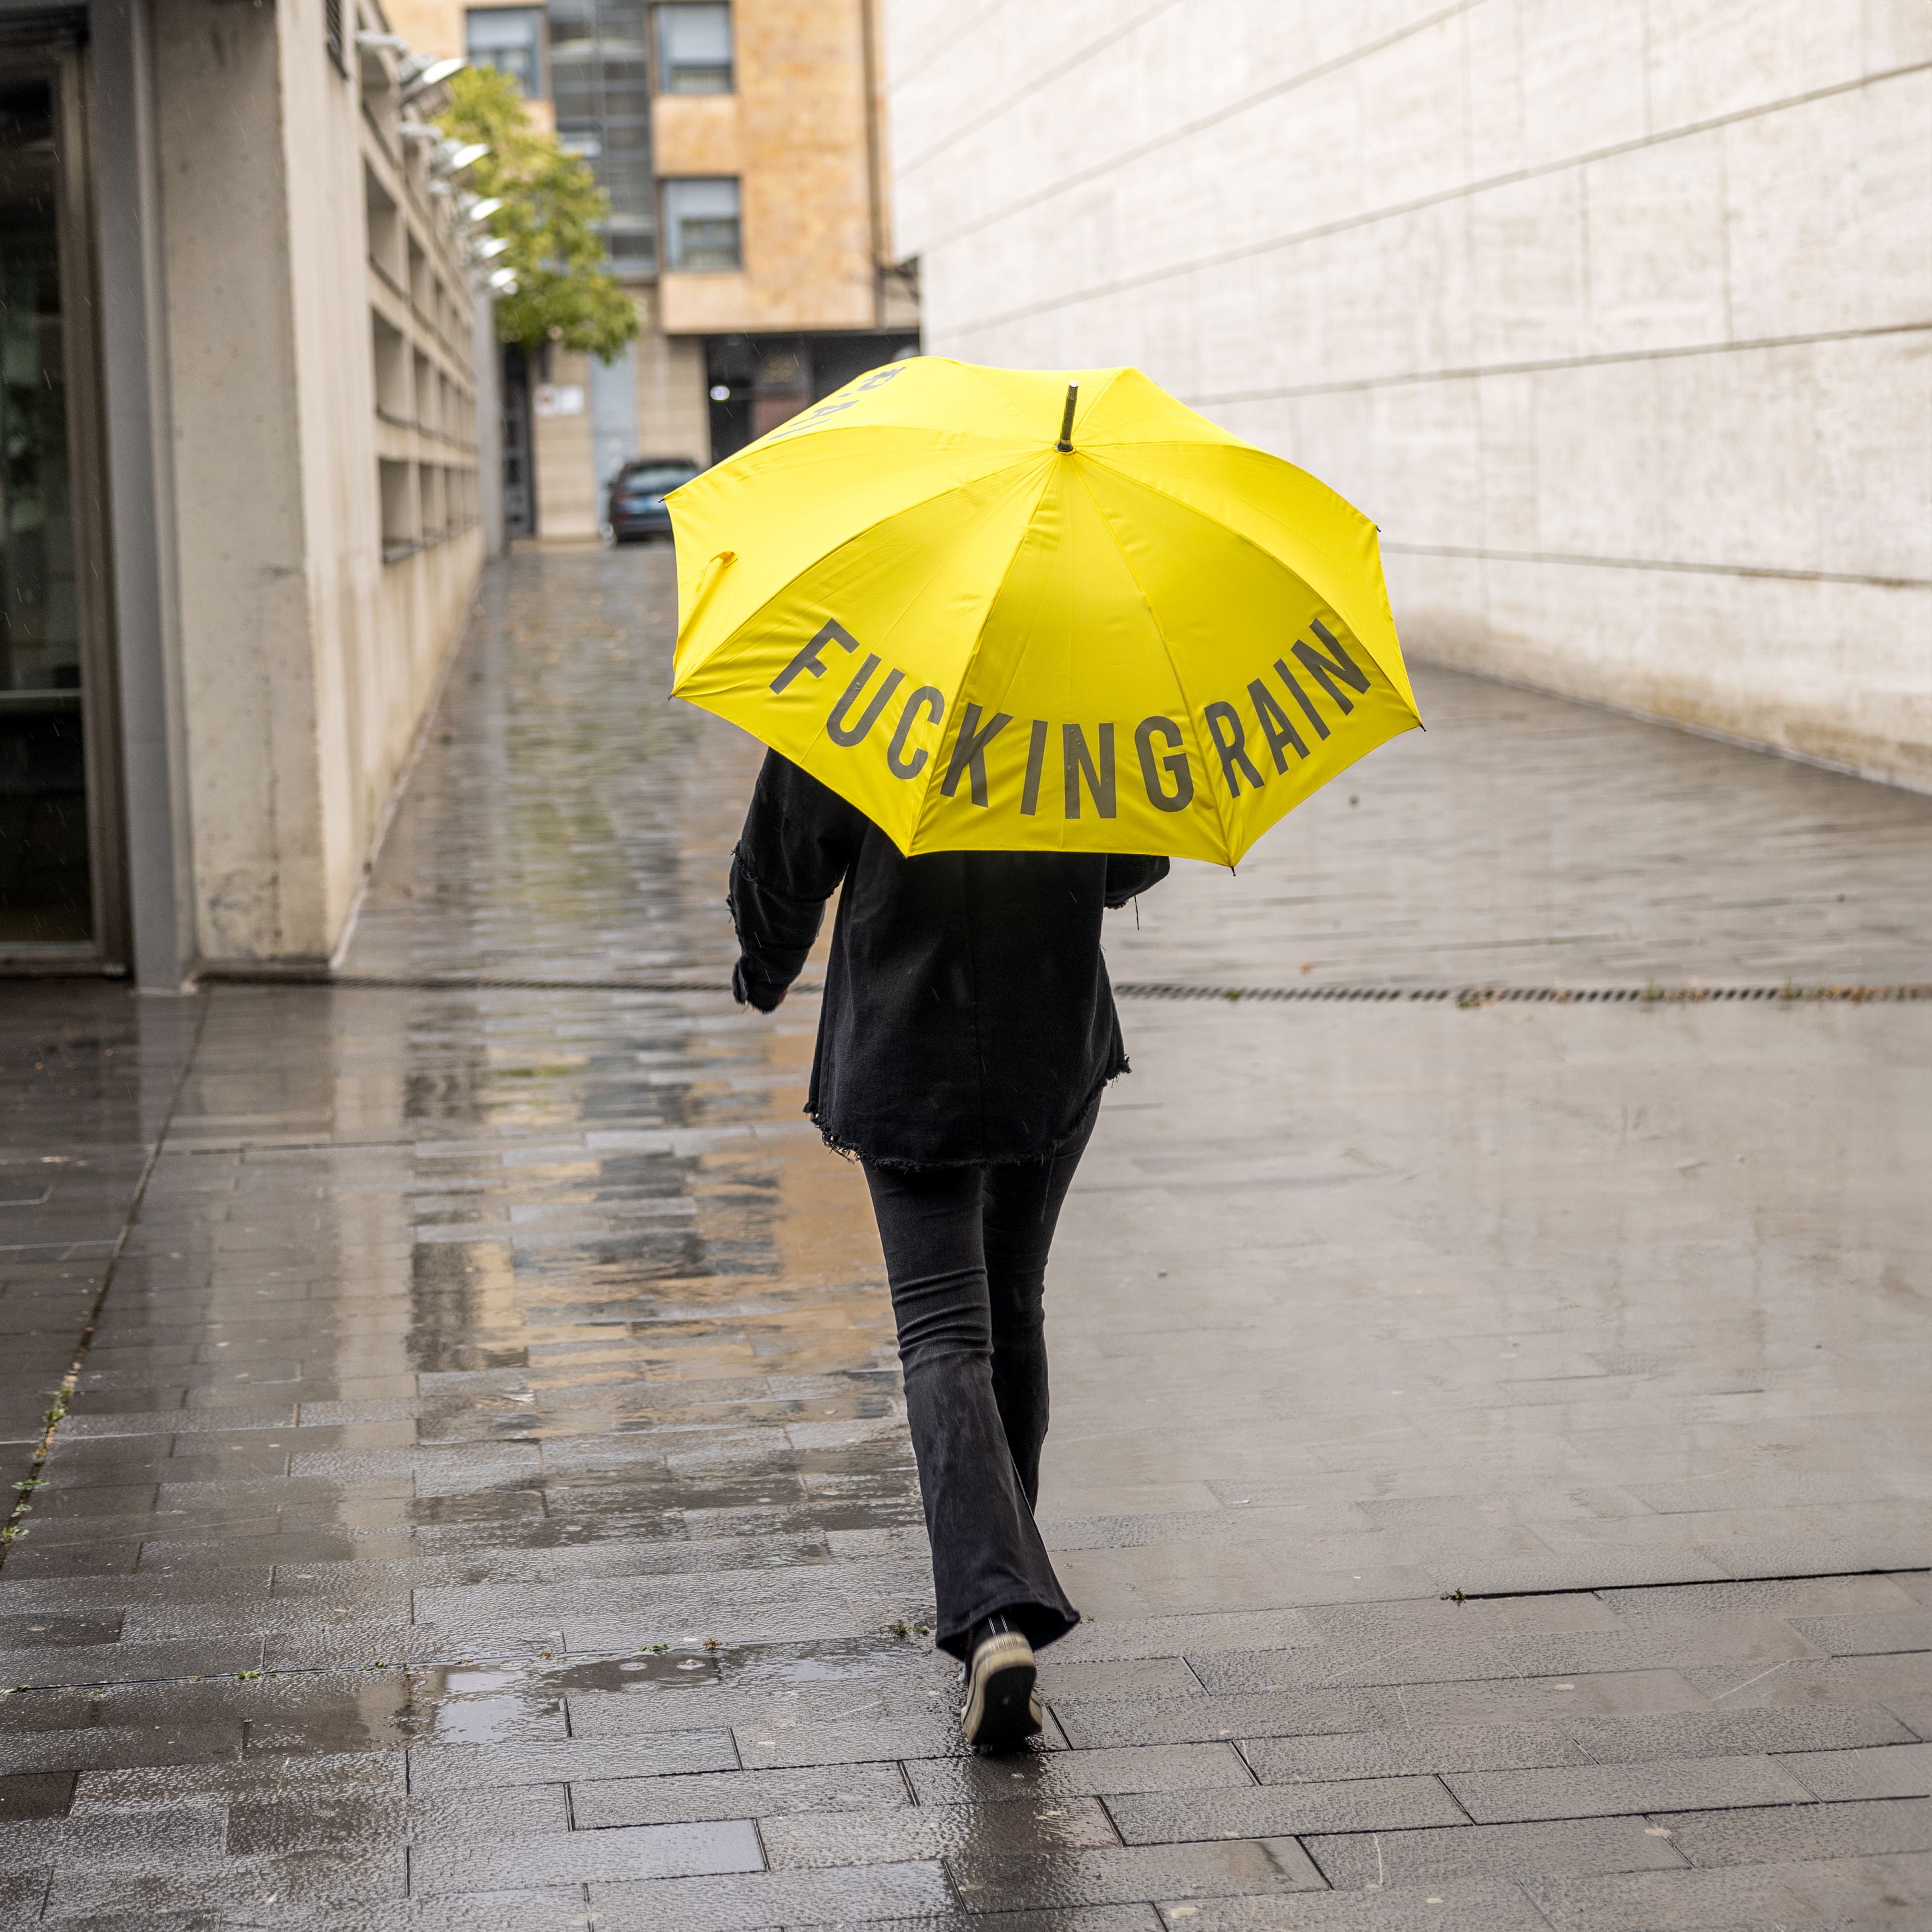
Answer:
[{"left": 388, "top": 0, "right": 918, "bottom": 539}]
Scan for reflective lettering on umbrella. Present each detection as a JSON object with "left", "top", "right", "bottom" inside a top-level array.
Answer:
[
  {"left": 770, "top": 617, "right": 859, "bottom": 694},
  {"left": 1063, "top": 723, "right": 1115, "bottom": 819},
  {"left": 887, "top": 687, "right": 945, "bottom": 779},
  {"left": 941, "top": 703, "right": 1011, "bottom": 807},
  {"left": 1136, "top": 716, "right": 1193, "bottom": 812},
  {"left": 1204, "top": 701, "right": 1264, "bottom": 796},
  {"left": 826, "top": 655, "right": 904, "bottom": 746}
]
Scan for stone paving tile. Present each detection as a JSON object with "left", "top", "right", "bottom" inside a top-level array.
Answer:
[
  {"left": 1303, "top": 1816, "right": 1689, "bottom": 1889},
  {"left": 761, "top": 1797, "right": 1123, "bottom": 1868},
  {"left": 1775, "top": 1740, "right": 1932, "bottom": 1801},
  {"left": 1653, "top": 1795, "right": 1932, "bottom": 1866},
  {"left": 1560, "top": 1701, "right": 1920, "bottom": 1762},
  {"left": 35, "top": 1846, "right": 410, "bottom": 1919},
  {"left": 225, "top": 1781, "right": 572, "bottom": 1856},
  {"left": 1442, "top": 1753, "right": 1814, "bottom": 1822},
  {"left": 947, "top": 1839, "right": 1327, "bottom": 1912},
  {"left": 406, "top": 1732, "right": 739, "bottom": 1793},
  {"left": 1051, "top": 1690, "right": 1408, "bottom": 1751},
  {"left": 1522, "top": 1850, "right": 1932, "bottom": 1930},
  {"left": 1160, "top": 1880, "right": 1552, "bottom": 1929},
  {"left": 734, "top": 1715, "right": 1002, "bottom": 1770},
  {"left": 0, "top": 1773, "right": 74, "bottom": 1822},
  {"left": 1786, "top": 1609, "right": 1932, "bottom": 1656},
  {"left": 1107, "top": 1776, "right": 1467, "bottom": 1842},
  {"left": 790, "top": 1911, "right": 1162, "bottom": 1932},
  {"left": 1357, "top": 1669, "right": 1716, "bottom": 1728},
  {"left": 1679, "top": 1652, "right": 1932, "bottom": 1708},
  {"left": 1890, "top": 1695, "right": 1932, "bottom": 1740},
  {"left": 588, "top": 1860, "right": 953, "bottom": 1931},
  {"left": 568, "top": 1761, "right": 910, "bottom": 1827},
  {"left": 905, "top": 1745, "right": 1253, "bottom": 1807},
  {"left": 1599, "top": 1575, "right": 1925, "bottom": 1623},
  {"left": 412, "top": 1817, "right": 762, "bottom": 1892},
  {"left": 1241, "top": 1723, "right": 1588, "bottom": 1784}
]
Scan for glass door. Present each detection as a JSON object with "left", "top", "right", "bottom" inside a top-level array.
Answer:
[{"left": 0, "top": 56, "right": 116, "bottom": 961}]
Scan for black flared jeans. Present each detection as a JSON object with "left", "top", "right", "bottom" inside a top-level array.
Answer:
[{"left": 862, "top": 1110, "right": 1093, "bottom": 1661}]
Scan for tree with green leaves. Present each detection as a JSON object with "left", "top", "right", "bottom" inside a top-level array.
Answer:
[{"left": 438, "top": 67, "right": 641, "bottom": 360}]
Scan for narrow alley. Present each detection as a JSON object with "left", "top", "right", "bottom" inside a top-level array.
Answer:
[{"left": 3, "top": 550, "right": 1928, "bottom": 1928}]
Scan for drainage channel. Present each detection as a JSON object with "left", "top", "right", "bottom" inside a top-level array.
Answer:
[{"left": 198, "top": 970, "right": 1932, "bottom": 1005}]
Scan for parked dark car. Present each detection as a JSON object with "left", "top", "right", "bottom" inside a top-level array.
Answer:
[{"left": 605, "top": 457, "right": 702, "bottom": 543}]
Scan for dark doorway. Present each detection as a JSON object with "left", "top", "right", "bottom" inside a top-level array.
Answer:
[
  {"left": 702, "top": 331, "right": 918, "bottom": 464},
  {"left": 0, "top": 68, "right": 108, "bottom": 953},
  {"left": 501, "top": 344, "right": 536, "bottom": 538}
]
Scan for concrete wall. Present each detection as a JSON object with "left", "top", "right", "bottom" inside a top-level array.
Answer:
[
  {"left": 151, "top": 0, "right": 483, "bottom": 964},
  {"left": 884, "top": 0, "right": 1932, "bottom": 791}
]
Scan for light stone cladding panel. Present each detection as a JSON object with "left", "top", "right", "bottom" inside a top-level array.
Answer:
[
  {"left": 883, "top": 0, "right": 1932, "bottom": 791},
  {"left": 153, "top": 0, "right": 483, "bottom": 964}
]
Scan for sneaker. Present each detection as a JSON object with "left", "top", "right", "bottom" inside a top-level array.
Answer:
[{"left": 960, "top": 1615, "right": 1040, "bottom": 1753}]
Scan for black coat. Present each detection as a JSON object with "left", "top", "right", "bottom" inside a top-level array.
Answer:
[{"left": 729, "top": 752, "right": 1169, "bottom": 1168}]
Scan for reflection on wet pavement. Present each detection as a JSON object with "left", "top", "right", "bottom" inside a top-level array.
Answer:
[{"left": 1, "top": 550, "right": 1927, "bottom": 1926}]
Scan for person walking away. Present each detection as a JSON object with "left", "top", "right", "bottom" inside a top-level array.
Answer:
[{"left": 728, "top": 750, "right": 1168, "bottom": 1751}]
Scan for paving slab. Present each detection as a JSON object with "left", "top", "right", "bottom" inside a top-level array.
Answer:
[
  {"left": 1522, "top": 1850, "right": 1932, "bottom": 1930},
  {"left": 760, "top": 1797, "right": 1123, "bottom": 1867},
  {"left": 1241, "top": 1723, "right": 1587, "bottom": 1784},
  {"left": 4, "top": 549, "right": 1928, "bottom": 1923},
  {"left": 1775, "top": 1741, "right": 1932, "bottom": 1801},
  {"left": 946, "top": 1839, "right": 1327, "bottom": 1912},
  {"left": 1441, "top": 1754, "right": 1814, "bottom": 1822},
  {"left": 567, "top": 1760, "right": 911, "bottom": 1827},
  {"left": 1160, "top": 1881, "right": 1551, "bottom": 1929},
  {"left": 1304, "top": 1815, "right": 1690, "bottom": 1888},
  {"left": 1651, "top": 1795, "right": 1932, "bottom": 1866},
  {"left": 1106, "top": 1775, "right": 1466, "bottom": 1841}
]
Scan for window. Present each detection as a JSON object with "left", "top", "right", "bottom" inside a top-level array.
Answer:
[
  {"left": 466, "top": 7, "right": 546, "bottom": 97},
  {"left": 325, "top": 0, "right": 347, "bottom": 76},
  {"left": 552, "top": 0, "right": 656, "bottom": 268},
  {"left": 655, "top": 3, "right": 732, "bottom": 93},
  {"left": 661, "top": 176, "right": 740, "bottom": 270}
]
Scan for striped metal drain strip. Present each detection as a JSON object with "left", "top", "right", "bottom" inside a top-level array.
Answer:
[{"left": 200, "top": 970, "right": 1930, "bottom": 1005}]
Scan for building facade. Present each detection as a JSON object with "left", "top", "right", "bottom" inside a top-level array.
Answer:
[
  {"left": 392, "top": 0, "right": 918, "bottom": 539},
  {"left": 1, "top": 0, "right": 493, "bottom": 986},
  {"left": 884, "top": 1, "right": 1931, "bottom": 792}
]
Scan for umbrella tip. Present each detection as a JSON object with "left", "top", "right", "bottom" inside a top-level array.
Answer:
[{"left": 1056, "top": 382, "right": 1078, "bottom": 452}]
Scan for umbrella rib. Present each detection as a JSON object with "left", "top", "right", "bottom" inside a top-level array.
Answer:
[
  {"left": 1077, "top": 448, "right": 1414, "bottom": 708},
  {"left": 673, "top": 452, "right": 1044, "bottom": 687},
  {"left": 1069, "top": 463, "right": 1240, "bottom": 868},
  {"left": 912, "top": 459, "right": 1064, "bottom": 847}
]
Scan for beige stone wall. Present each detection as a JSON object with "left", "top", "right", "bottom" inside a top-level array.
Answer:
[
  {"left": 657, "top": 0, "right": 881, "bottom": 334},
  {"left": 634, "top": 316, "right": 710, "bottom": 463},
  {"left": 153, "top": 0, "right": 481, "bottom": 963},
  {"left": 532, "top": 347, "right": 601, "bottom": 540},
  {"left": 885, "top": 0, "right": 1932, "bottom": 792}
]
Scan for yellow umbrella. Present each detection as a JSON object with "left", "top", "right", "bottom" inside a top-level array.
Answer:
[{"left": 668, "top": 358, "right": 1419, "bottom": 865}]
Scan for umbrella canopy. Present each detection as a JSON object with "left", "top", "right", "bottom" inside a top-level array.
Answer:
[{"left": 669, "top": 358, "right": 1419, "bottom": 865}]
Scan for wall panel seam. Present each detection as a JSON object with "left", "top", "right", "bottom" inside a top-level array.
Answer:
[
  {"left": 897, "top": 0, "right": 1482, "bottom": 186},
  {"left": 1168, "top": 321, "right": 1932, "bottom": 403},
  {"left": 1381, "top": 545, "right": 1931, "bottom": 592},
  {"left": 908, "top": 59, "right": 1932, "bottom": 296}
]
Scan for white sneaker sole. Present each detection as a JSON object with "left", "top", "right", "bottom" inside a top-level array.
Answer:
[{"left": 961, "top": 1630, "right": 1040, "bottom": 1752}]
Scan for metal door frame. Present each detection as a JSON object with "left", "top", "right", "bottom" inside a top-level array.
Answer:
[{"left": 0, "top": 27, "right": 126, "bottom": 974}]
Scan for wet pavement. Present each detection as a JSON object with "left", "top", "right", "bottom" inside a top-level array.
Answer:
[{"left": 1, "top": 547, "right": 1928, "bottom": 1928}]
